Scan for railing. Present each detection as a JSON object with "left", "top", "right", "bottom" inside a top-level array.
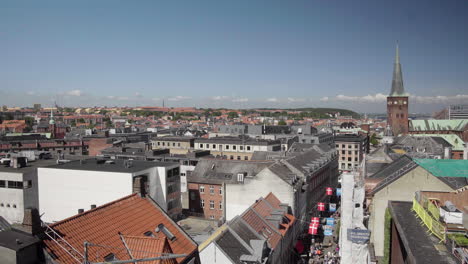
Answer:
[
  {"left": 427, "top": 200, "right": 440, "bottom": 221},
  {"left": 412, "top": 199, "right": 445, "bottom": 242},
  {"left": 43, "top": 222, "right": 84, "bottom": 264}
]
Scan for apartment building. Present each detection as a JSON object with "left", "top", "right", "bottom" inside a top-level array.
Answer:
[
  {"left": 194, "top": 136, "right": 281, "bottom": 160},
  {"left": 151, "top": 136, "right": 195, "bottom": 154},
  {"left": 334, "top": 134, "right": 369, "bottom": 171}
]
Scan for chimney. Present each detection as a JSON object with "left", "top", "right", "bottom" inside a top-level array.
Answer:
[
  {"left": 444, "top": 147, "right": 452, "bottom": 159},
  {"left": 22, "top": 208, "right": 42, "bottom": 236},
  {"left": 90, "top": 204, "right": 96, "bottom": 209},
  {"left": 133, "top": 176, "right": 146, "bottom": 197},
  {"left": 78, "top": 209, "right": 84, "bottom": 214},
  {"left": 464, "top": 143, "right": 468, "bottom": 160}
]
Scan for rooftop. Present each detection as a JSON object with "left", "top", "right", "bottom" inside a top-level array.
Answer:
[
  {"left": 388, "top": 201, "right": 458, "bottom": 264},
  {"left": 409, "top": 119, "right": 468, "bottom": 132},
  {"left": 0, "top": 159, "right": 59, "bottom": 173},
  {"left": 413, "top": 159, "right": 468, "bottom": 178},
  {"left": 45, "top": 158, "right": 178, "bottom": 173},
  {"left": 412, "top": 134, "right": 466, "bottom": 151},
  {"left": 0, "top": 229, "right": 39, "bottom": 251},
  {"left": 43, "top": 194, "right": 197, "bottom": 264}
]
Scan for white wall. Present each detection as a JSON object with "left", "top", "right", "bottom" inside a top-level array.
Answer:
[
  {"left": 0, "top": 172, "right": 25, "bottom": 224},
  {"left": 225, "top": 168, "right": 293, "bottom": 221},
  {"left": 199, "top": 242, "right": 232, "bottom": 264},
  {"left": 38, "top": 168, "right": 133, "bottom": 222}
]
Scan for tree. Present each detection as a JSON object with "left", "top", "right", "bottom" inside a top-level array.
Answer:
[
  {"left": 227, "top": 112, "right": 238, "bottom": 119},
  {"left": 370, "top": 133, "right": 379, "bottom": 146},
  {"left": 77, "top": 118, "right": 85, "bottom": 123},
  {"left": 278, "top": 120, "right": 287, "bottom": 126}
]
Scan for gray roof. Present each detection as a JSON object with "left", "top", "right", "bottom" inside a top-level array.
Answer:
[
  {"left": 228, "top": 216, "right": 264, "bottom": 249},
  {"left": 46, "top": 158, "right": 178, "bottom": 173},
  {"left": 188, "top": 159, "right": 272, "bottom": 184},
  {"left": 334, "top": 134, "right": 368, "bottom": 143},
  {"left": 388, "top": 201, "right": 458, "bottom": 263},
  {"left": 267, "top": 162, "right": 296, "bottom": 184},
  {"left": 215, "top": 229, "right": 254, "bottom": 264},
  {"left": 0, "top": 159, "right": 59, "bottom": 173},
  {"left": 0, "top": 229, "right": 39, "bottom": 251},
  {"left": 153, "top": 136, "right": 194, "bottom": 142}
]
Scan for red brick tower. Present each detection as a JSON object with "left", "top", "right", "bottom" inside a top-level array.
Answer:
[{"left": 387, "top": 43, "right": 409, "bottom": 135}]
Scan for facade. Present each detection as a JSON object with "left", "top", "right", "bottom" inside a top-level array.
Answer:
[
  {"left": 367, "top": 156, "right": 468, "bottom": 257},
  {"left": 449, "top": 104, "right": 468, "bottom": 120},
  {"left": 42, "top": 194, "right": 200, "bottom": 264},
  {"left": 38, "top": 159, "right": 182, "bottom": 222},
  {"left": 0, "top": 159, "right": 56, "bottom": 224},
  {"left": 0, "top": 120, "right": 27, "bottom": 134},
  {"left": 334, "top": 134, "right": 369, "bottom": 171},
  {"left": 387, "top": 44, "right": 409, "bottom": 136},
  {"left": 194, "top": 137, "right": 281, "bottom": 160},
  {"left": 0, "top": 137, "right": 89, "bottom": 155},
  {"left": 187, "top": 182, "right": 225, "bottom": 220},
  {"left": 151, "top": 136, "right": 195, "bottom": 154},
  {"left": 393, "top": 134, "right": 467, "bottom": 159}
]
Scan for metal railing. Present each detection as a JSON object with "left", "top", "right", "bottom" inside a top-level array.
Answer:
[
  {"left": 411, "top": 198, "right": 445, "bottom": 242},
  {"left": 42, "top": 222, "right": 84, "bottom": 264}
]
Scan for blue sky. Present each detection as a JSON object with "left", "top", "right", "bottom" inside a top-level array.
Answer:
[{"left": 1, "top": 0, "right": 467, "bottom": 113}]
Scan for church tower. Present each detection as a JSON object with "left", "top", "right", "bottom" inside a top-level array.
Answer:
[
  {"left": 49, "top": 109, "right": 56, "bottom": 138},
  {"left": 387, "top": 43, "right": 409, "bottom": 136}
]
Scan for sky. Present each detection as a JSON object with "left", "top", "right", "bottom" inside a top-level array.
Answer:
[{"left": 1, "top": 0, "right": 467, "bottom": 113}]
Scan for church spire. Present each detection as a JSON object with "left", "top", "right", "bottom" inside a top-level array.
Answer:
[
  {"left": 49, "top": 109, "right": 55, "bottom": 125},
  {"left": 389, "top": 42, "right": 406, "bottom": 97}
]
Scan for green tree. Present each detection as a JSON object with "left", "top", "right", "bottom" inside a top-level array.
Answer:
[
  {"left": 228, "top": 112, "right": 238, "bottom": 119},
  {"left": 370, "top": 133, "right": 379, "bottom": 146},
  {"left": 77, "top": 118, "right": 85, "bottom": 123},
  {"left": 278, "top": 120, "right": 287, "bottom": 126}
]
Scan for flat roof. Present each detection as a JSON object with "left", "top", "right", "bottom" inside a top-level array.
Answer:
[
  {"left": 0, "top": 159, "right": 58, "bottom": 173},
  {"left": 45, "top": 158, "right": 178, "bottom": 173},
  {"left": 388, "top": 201, "right": 458, "bottom": 264},
  {"left": 0, "top": 229, "right": 39, "bottom": 251}
]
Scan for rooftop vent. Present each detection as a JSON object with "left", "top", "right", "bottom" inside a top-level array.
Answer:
[
  {"left": 78, "top": 209, "right": 84, "bottom": 214},
  {"left": 90, "top": 204, "right": 96, "bottom": 209},
  {"left": 104, "top": 160, "right": 115, "bottom": 164},
  {"left": 155, "top": 224, "right": 175, "bottom": 241}
]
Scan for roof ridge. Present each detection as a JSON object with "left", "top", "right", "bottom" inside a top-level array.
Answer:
[{"left": 49, "top": 193, "right": 139, "bottom": 227}]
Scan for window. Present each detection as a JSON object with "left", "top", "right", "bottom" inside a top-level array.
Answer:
[
  {"left": 348, "top": 163, "right": 351, "bottom": 168},
  {"left": 225, "top": 145, "right": 229, "bottom": 150},
  {"left": 342, "top": 144, "right": 345, "bottom": 148},
  {"left": 341, "top": 163, "right": 345, "bottom": 169},
  {"left": 212, "top": 144, "right": 216, "bottom": 149},
  {"left": 0, "top": 180, "right": 5, "bottom": 188},
  {"left": 201, "top": 199, "right": 205, "bottom": 208},
  {"left": 209, "top": 185, "right": 214, "bottom": 195},
  {"left": 210, "top": 215, "right": 215, "bottom": 220},
  {"left": 335, "top": 144, "right": 339, "bottom": 148},
  {"left": 219, "top": 201, "right": 223, "bottom": 210},
  {"left": 178, "top": 143, "right": 181, "bottom": 147},
  {"left": 348, "top": 145, "right": 352, "bottom": 148},
  {"left": 233, "top": 145, "right": 236, "bottom": 150},
  {"left": 240, "top": 146, "right": 244, "bottom": 150},
  {"left": 199, "top": 185, "right": 205, "bottom": 193},
  {"left": 219, "top": 187, "right": 223, "bottom": 195},
  {"left": 162, "top": 142, "right": 165, "bottom": 146},
  {"left": 8, "top": 181, "right": 23, "bottom": 189},
  {"left": 348, "top": 157, "right": 351, "bottom": 161},
  {"left": 244, "top": 156, "right": 248, "bottom": 160},
  {"left": 355, "top": 151, "right": 358, "bottom": 154},
  {"left": 237, "top": 156, "right": 241, "bottom": 160},
  {"left": 172, "top": 142, "right": 175, "bottom": 147},
  {"left": 341, "top": 150, "right": 345, "bottom": 154},
  {"left": 200, "top": 143, "right": 204, "bottom": 148},
  {"left": 104, "top": 254, "right": 118, "bottom": 262},
  {"left": 230, "top": 155, "right": 234, "bottom": 160},
  {"left": 247, "top": 146, "right": 251, "bottom": 151},
  {"left": 144, "top": 231, "right": 154, "bottom": 237},
  {"left": 355, "top": 157, "right": 358, "bottom": 161},
  {"left": 157, "top": 142, "right": 161, "bottom": 146},
  {"left": 209, "top": 200, "right": 215, "bottom": 209},
  {"left": 348, "top": 151, "right": 351, "bottom": 154}
]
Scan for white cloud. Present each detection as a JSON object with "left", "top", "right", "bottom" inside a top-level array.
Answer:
[
  {"left": 27, "top": 91, "right": 36, "bottom": 96},
  {"left": 64, "top": 90, "right": 83, "bottom": 97},
  {"left": 287, "top": 97, "right": 306, "bottom": 103},
  {"left": 320, "top": 96, "right": 329, "bottom": 102},
  {"left": 332, "top": 93, "right": 387, "bottom": 103},
  {"left": 152, "top": 97, "right": 161, "bottom": 101},
  {"left": 232, "top": 98, "right": 249, "bottom": 102},
  {"left": 412, "top": 94, "right": 468, "bottom": 104},
  {"left": 135, "top": 92, "right": 143, "bottom": 98},
  {"left": 211, "top": 96, "right": 229, "bottom": 101},
  {"left": 106, "top": 95, "right": 129, "bottom": 100},
  {"left": 266, "top": 98, "right": 278, "bottom": 102},
  {"left": 168, "top": 96, "right": 191, "bottom": 101}
]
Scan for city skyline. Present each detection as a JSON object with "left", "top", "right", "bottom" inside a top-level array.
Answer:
[{"left": 2, "top": 0, "right": 468, "bottom": 113}]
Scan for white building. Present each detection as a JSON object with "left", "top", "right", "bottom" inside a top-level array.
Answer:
[
  {"left": 0, "top": 158, "right": 56, "bottom": 224},
  {"left": 37, "top": 159, "right": 181, "bottom": 222}
]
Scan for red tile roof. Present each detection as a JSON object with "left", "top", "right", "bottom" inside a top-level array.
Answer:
[
  {"left": 43, "top": 194, "right": 197, "bottom": 264},
  {"left": 121, "top": 235, "right": 177, "bottom": 264}
]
